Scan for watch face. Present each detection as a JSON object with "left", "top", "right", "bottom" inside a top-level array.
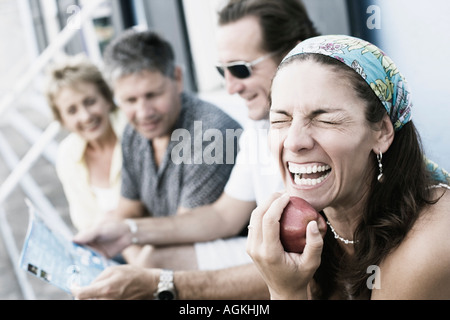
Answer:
[{"left": 158, "top": 290, "right": 175, "bottom": 300}]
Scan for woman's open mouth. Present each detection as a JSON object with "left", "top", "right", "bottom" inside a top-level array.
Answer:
[{"left": 288, "top": 162, "right": 332, "bottom": 187}]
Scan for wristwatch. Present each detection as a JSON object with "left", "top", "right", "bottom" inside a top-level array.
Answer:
[{"left": 154, "top": 269, "right": 177, "bottom": 300}]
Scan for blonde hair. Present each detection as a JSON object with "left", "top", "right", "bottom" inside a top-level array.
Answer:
[{"left": 44, "top": 54, "right": 115, "bottom": 122}]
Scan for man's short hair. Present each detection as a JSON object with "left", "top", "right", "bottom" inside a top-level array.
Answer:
[{"left": 103, "top": 29, "right": 176, "bottom": 85}]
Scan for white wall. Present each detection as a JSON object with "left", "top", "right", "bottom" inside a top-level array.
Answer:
[
  {"left": 302, "top": 0, "right": 350, "bottom": 35},
  {"left": 182, "top": 0, "right": 225, "bottom": 93},
  {"left": 375, "top": 0, "right": 450, "bottom": 169}
]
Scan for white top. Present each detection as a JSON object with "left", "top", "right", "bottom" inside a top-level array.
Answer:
[
  {"left": 91, "top": 185, "right": 119, "bottom": 214},
  {"left": 224, "top": 119, "right": 285, "bottom": 206},
  {"left": 56, "top": 109, "right": 127, "bottom": 231}
]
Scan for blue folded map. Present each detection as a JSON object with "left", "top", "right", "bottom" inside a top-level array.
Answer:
[{"left": 19, "top": 200, "right": 118, "bottom": 294}]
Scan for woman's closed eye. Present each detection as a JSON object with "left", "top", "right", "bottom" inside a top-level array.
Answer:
[
  {"left": 271, "top": 117, "right": 290, "bottom": 124},
  {"left": 270, "top": 109, "right": 292, "bottom": 127},
  {"left": 317, "top": 118, "right": 339, "bottom": 125},
  {"left": 270, "top": 117, "right": 292, "bottom": 130}
]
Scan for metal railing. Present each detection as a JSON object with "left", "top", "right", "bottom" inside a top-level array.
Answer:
[{"left": 0, "top": 0, "right": 106, "bottom": 300}]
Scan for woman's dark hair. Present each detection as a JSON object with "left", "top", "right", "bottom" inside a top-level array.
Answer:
[
  {"left": 277, "top": 53, "right": 442, "bottom": 299},
  {"left": 218, "top": 0, "right": 319, "bottom": 63}
]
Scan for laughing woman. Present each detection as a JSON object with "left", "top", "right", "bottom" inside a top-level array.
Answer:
[
  {"left": 45, "top": 55, "right": 126, "bottom": 232},
  {"left": 246, "top": 35, "right": 450, "bottom": 300}
]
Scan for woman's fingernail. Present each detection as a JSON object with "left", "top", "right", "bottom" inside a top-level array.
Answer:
[{"left": 310, "top": 220, "right": 319, "bottom": 234}]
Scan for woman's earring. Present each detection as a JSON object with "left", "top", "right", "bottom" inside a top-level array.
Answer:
[{"left": 377, "top": 151, "right": 384, "bottom": 182}]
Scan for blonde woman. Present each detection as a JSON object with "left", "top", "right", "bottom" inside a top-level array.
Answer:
[{"left": 45, "top": 55, "right": 126, "bottom": 232}]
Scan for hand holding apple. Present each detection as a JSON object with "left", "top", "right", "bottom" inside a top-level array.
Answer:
[{"left": 247, "top": 193, "right": 326, "bottom": 299}]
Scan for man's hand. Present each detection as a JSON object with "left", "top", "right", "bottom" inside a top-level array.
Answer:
[
  {"left": 71, "top": 265, "right": 160, "bottom": 300},
  {"left": 72, "top": 220, "right": 132, "bottom": 258}
]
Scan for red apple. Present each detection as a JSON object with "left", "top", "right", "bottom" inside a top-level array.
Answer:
[{"left": 279, "top": 197, "right": 326, "bottom": 253}]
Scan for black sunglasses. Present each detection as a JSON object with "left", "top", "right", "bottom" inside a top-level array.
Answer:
[{"left": 216, "top": 52, "right": 275, "bottom": 79}]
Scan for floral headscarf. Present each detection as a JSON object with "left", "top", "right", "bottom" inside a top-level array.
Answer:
[
  {"left": 281, "top": 35, "right": 450, "bottom": 185},
  {"left": 282, "top": 35, "right": 412, "bottom": 131}
]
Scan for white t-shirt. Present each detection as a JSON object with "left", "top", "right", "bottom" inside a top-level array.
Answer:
[
  {"left": 224, "top": 119, "right": 285, "bottom": 206},
  {"left": 195, "top": 119, "right": 285, "bottom": 270}
]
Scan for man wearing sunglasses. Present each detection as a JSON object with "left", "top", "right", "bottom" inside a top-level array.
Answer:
[{"left": 72, "top": 0, "right": 319, "bottom": 300}]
